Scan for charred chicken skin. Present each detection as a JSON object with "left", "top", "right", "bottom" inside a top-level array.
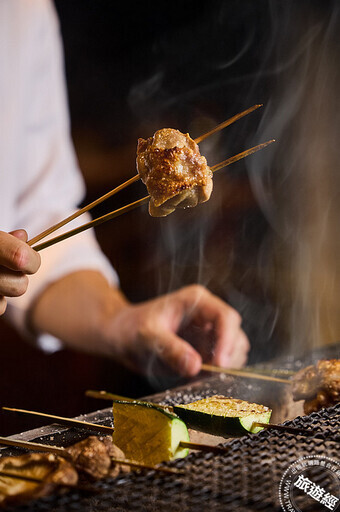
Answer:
[
  {"left": 0, "top": 436, "right": 129, "bottom": 508},
  {"left": 292, "top": 359, "right": 340, "bottom": 414},
  {"left": 0, "top": 453, "right": 78, "bottom": 508},
  {"left": 137, "top": 128, "right": 213, "bottom": 217}
]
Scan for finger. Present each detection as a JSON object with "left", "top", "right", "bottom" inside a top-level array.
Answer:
[
  {"left": 0, "top": 296, "right": 7, "bottom": 315},
  {"left": 204, "top": 306, "right": 243, "bottom": 367},
  {"left": 226, "top": 330, "right": 250, "bottom": 368},
  {"left": 0, "top": 268, "right": 29, "bottom": 297},
  {"left": 175, "top": 285, "right": 244, "bottom": 367},
  {"left": 0, "top": 231, "right": 40, "bottom": 274},
  {"left": 10, "top": 229, "right": 28, "bottom": 242},
  {"left": 214, "top": 326, "right": 249, "bottom": 368},
  {"left": 139, "top": 327, "right": 202, "bottom": 377}
]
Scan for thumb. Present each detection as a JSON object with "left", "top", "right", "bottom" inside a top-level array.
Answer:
[{"left": 10, "top": 229, "right": 28, "bottom": 243}]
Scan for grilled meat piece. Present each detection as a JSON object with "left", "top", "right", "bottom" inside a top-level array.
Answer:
[
  {"left": 66, "top": 435, "right": 111, "bottom": 481},
  {"left": 137, "top": 128, "right": 213, "bottom": 217},
  {"left": 292, "top": 359, "right": 340, "bottom": 414},
  {"left": 0, "top": 453, "right": 78, "bottom": 508},
  {"left": 66, "top": 435, "right": 129, "bottom": 480},
  {"left": 100, "top": 436, "right": 131, "bottom": 478}
]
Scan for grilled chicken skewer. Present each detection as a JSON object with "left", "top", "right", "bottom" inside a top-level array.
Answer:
[
  {"left": 31, "top": 139, "right": 274, "bottom": 252},
  {"left": 0, "top": 435, "right": 182, "bottom": 509},
  {"left": 291, "top": 359, "right": 340, "bottom": 414},
  {"left": 28, "top": 104, "right": 263, "bottom": 247}
]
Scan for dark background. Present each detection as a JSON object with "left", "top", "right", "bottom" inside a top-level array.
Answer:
[{"left": 1, "top": 0, "right": 337, "bottom": 435}]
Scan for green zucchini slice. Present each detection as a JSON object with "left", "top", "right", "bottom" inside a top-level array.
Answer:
[
  {"left": 112, "top": 400, "right": 189, "bottom": 465},
  {"left": 173, "top": 395, "right": 272, "bottom": 437}
]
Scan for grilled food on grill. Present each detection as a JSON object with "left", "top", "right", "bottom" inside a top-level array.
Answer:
[
  {"left": 0, "top": 452, "right": 78, "bottom": 508},
  {"left": 173, "top": 395, "right": 272, "bottom": 437},
  {"left": 292, "top": 359, "right": 340, "bottom": 414},
  {"left": 136, "top": 128, "right": 213, "bottom": 217},
  {"left": 112, "top": 400, "right": 189, "bottom": 465},
  {"left": 65, "top": 435, "right": 129, "bottom": 481},
  {"left": 0, "top": 436, "right": 129, "bottom": 508}
]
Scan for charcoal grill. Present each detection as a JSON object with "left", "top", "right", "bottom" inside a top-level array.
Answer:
[{"left": 1, "top": 342, "right": 339, "bottom": 512}]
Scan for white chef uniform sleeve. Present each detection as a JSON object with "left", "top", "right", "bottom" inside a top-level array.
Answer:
[{"left": 5, "top": 0, "right": 119, "bottom": 350}]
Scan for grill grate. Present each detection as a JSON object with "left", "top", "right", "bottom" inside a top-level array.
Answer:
[
  {"left": 3, "top": 342, "right": 339, "bottom": 511},
  {"left": 4, "top": 404, "right": 339, "bottom": 512}
]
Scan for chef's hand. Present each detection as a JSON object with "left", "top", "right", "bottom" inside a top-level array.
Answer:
[
  {"left": 102, "top": 284, "right": 250, "bottom": 377},
  {"left": 30, "top": 271, "right": 249, "bottom": 377},
  {"left": 0, "top": 230, "right": 41, "bottom": 315}
]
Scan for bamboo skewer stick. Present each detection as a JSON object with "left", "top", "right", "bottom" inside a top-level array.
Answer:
[
  {"left": 27, "top": 104, "right": 262, "bottom": 247},
  {"left": 0, "top": 437, "right": 71, "bottom": 459},
  {"left": 2, "top": 407, "right": 114, "bottom": 435},
  {"left": 32, "top": 196, "right": 150, "bottom": 252},
  {"left": 32, "top": 139, "right": 275, "bottom": 252},
  {"left": 179, "top": 441, "right": 229, "bottom": 455},
  {"left": 194, "top": 104, "right": 262, "bottom": 144},
  {"left": 27, "top": 175, "right": 141, "bottom": 247},
  {"left": 211, "top": 139, "right": 275, "bottom": 173},
  {"left": 248, "top": 368, "right": 296, "bottom": 377},
  {"left": 85, "top": 390, "right": 172, "bottom": 410},
  {"left": 200, "top": 363, "right": 291, "bottom": 384},
  {"left": 0, "top": 440, "right": 182, "bottom": 477},
  {"left": 251, "top": 422, "right": 315, "bottom": 436},
  {"left": 3, "top": 406, "right": 228, "bottom": 455}
]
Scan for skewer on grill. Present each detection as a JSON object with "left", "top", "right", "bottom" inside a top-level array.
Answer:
[
  {"left": 0, "top": 437, "right": 183, "bottom": 476},
  {"left": 2, "top": 407, "right": 230, "bottom": 455},
  {"left": 251, "top": 422, "right": 315, "bottom": 436},
  {"left": 0, "top": 436, "right": 184, "bottom": 509},
  {"left": 2, "top": 407, "right": 114, "bottom": 434},
  {"left": 30, "top": 139, "right": 274, "bottom": 252},
  {"left": 200, "top": 364, "right": 292, "bottom": 384},
  {"left": 27, "top": 104, "right": 263, "bottom": 248},
  {"left": 0, "top": 437, "right": 71, "bottom": 459},
  {"left": 85, "top": 390, "right": 318, "bottom": 438}
]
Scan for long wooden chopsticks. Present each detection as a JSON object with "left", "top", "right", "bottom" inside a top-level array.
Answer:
[
  {"left": 31, "top": 139, "right": 274, "bottom": 252},
  {"left": 27, "top": 104, "right": 270, "bottom": 252}
]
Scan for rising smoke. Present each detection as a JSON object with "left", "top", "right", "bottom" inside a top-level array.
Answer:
[{"left": 247, "top": 1, "right": 340, "bottom": 354}]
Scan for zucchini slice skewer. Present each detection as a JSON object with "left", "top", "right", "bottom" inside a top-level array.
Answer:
[
  {"left": 112, "top": 400, "right": 190, "bottom": 466},
  {"left": 173, "top": 395, "right": 272, "bottom": 437}
]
